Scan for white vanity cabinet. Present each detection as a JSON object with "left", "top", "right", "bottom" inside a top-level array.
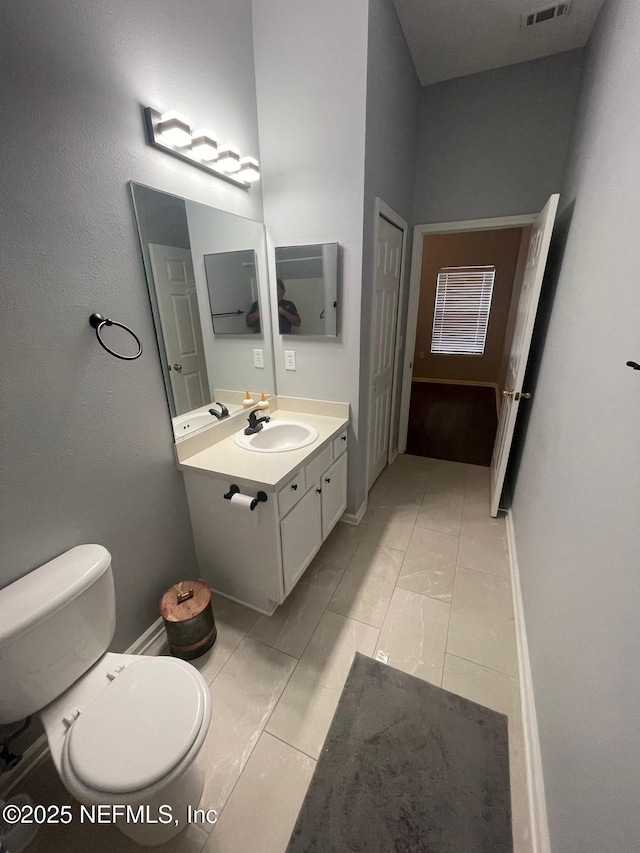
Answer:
[{"left": 182, "top": 424, "right": 348, "bottom": 614}]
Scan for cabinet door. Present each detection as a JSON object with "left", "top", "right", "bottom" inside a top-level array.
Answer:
[
  {"left": 281, "top": 486, "right": 322, "bottom": 596},
  {"left": 321, "top": 452, "right": 348, "bottom": 539}
]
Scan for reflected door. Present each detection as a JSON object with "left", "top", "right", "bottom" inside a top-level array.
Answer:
[{"left": 148, "top": 244, "right": 210, "bottom": 415}]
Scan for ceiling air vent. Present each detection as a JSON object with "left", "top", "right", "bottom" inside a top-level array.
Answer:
[{"left": 523, "top": 2, "right": 571, "bottom": 27}]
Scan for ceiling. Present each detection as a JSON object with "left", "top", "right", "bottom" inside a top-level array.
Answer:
[{"left": 392, "top": 0, "right": 605, "bottom": 86}]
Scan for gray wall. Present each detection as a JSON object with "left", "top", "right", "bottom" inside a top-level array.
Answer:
[
  {"left": 358, "top": 0, "right": 420, "bottom": 508},
  {"left": 252, "top": 0, "right": 369, "bottom": 515},
  {"left": 0, "top": 0, "right": 263, "bottom": 656},
  {"left": 511, "top": 1, "right": 640, "bottom": 850},
  {"left": 413, "top": 51, "right": 585, "bottom": 225}
]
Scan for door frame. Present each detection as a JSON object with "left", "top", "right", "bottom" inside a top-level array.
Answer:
[
  {"left": 398, "top": 212, "right": 538, "bottom": 453},
  {"left": 366, "top": 198, "right": 408, "bottom": 494}
]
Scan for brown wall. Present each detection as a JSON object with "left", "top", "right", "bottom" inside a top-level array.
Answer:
[{"left": 414, "top": 228, "right": 524, "bottom": 384}]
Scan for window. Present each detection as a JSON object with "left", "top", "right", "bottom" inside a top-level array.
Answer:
[{"left": 431, "top": 265, "right": 495, "bottom": 355}]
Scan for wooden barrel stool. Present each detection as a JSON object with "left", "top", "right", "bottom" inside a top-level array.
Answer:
[{"left": 159, "top": 580, "right": 216, "bottom": 660}]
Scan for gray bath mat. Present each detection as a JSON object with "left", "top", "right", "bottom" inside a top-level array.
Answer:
[{"left": 286, "top": 653, "right": 512, "bottom": 852}]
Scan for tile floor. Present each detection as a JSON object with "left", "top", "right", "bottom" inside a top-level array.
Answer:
[{"left": 19, "top": 456, "right": 530, "bottom": 853}]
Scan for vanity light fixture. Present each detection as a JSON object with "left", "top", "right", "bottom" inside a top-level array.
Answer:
[{"left": 143, "top": 106, "right": 259, "bottom": 188}]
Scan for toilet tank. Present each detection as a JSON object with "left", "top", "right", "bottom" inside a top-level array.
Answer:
[{"left": 0, "top": 545, "right": 116, "bottom": 723}]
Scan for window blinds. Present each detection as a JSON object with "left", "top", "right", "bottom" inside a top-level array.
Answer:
[{"left": 431, "top": 266, "right": 496, "bottom": 355}]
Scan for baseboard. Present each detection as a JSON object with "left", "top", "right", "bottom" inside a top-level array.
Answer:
[
  {"left": 505, "top": 510, "right": 551, "bottom": 853},
  {"left": 0, "top": 617, "right": 166, "bottom": 797},
  {"left": 341, "top": 499, "right": 368, "bottom": 526}
]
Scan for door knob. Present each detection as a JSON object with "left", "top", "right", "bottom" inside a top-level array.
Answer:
[
  {"left": 521, "top": 392, "right": 532, "bottom": 399},
  {"left": 502, "top": 389, "right": 515, "bottom": 397},
  {"left": 173, "top": 363, "right": 183, "bottom": 372}
]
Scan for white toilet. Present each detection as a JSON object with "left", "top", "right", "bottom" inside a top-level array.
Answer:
[{"left": 0, "top": 544, "right": 212, "bottom": 846}]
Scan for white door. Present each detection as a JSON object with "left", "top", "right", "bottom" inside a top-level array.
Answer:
[
  {"left": 369, "top": 215, "right": 403, "bottom": 486},
  {"left": 148, "top": 244, "right": 210, "bottom": 415},
  {"left": 490, "top": 194, "right": 559, "bottom": 516}
]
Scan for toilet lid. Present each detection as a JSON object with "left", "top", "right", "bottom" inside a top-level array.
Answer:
[{"left": 67, "top": 658, "right": 206, "bottom": 793}]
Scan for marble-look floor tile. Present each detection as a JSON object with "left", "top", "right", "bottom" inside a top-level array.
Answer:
[
  {"left": 327, "top": 541, "right": 404, "bottom": 627},
  {"left": 203, "top": 733, "right": 315, "bottom": 853},
  {"left": 387, "top": 453, "right": 434, "bottom": 475},
  {"left": 266, "top": 610, "right": 379, "bottom": 759},
  {"left": 396, "top": 526, "right": 458, "bottom": 602},
  {"left": 361, "top": 504, "right": 419, "bottom": 551},
  {"left": 430, "top": 458, "right": 469, "bottom": 487},
  {"left": 315, "top": 520, "right": 369, "bottom": 569},
  {"left": 415, "top": 480, "right": 465, "bottom": 536},
  {"left": 248, "top": 561, "right": 343, "bottom": 657},
  {"left": 458, "top": 514, "right": 510, "bottom": 578},
  {"left": 198, "top": 637, "right": 297, "bottom": 815},
  {"left": 375, "top": 588, "right": 450, "bottom": 685},
  {"left": 189, "top": 594, "right": 261, "bottom": 685},
  {"left": 447, "top": 568, "right": 517, "bottom": 677}
]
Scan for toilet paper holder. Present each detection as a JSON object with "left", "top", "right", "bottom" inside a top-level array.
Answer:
[{"left": 224, "top": 484, "right": 268, "bottom": 511}]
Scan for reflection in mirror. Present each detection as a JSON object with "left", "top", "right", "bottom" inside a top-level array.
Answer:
[
  {"left": 130, "top": 183, "right": 275, "bottom": 439},
  {"left": 205, "top": 250, "right": 258, "bottom": 334},
  {"left": 275, "top": 243, "right": 338, "bottom": 337}
]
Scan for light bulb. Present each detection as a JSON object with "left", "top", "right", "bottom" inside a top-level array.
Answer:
[
  {"left": 157, "top": 114, "right": 192, "bottom": 148},
  {"left": 238, "top": 157, "right": 260, "bottom": 183},
  {"left": 191, "top": 131, "right": 219, "bottom": 161},
  {"left": 217, "top": 145, "right": 241, "bottom": 173}
]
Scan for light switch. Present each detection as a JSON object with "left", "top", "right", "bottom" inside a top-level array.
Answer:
[
  {"left": 285, "top": 350, "right": 296, "bottom": 371},
  {"left": 253, "top": 348, "right": 264, "bottom": 369}
]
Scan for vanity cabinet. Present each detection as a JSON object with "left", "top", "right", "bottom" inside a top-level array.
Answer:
[{"left": 182, "top": 425, "right": 348, "bottom": 614}]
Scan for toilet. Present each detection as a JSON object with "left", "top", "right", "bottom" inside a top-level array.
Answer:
[{"left": 0, "top": 545, "right": 212, "bottom": 846}]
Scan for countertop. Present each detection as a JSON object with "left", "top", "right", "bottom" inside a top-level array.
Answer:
[{"left": 178, "top": 408, "right": 349, "bottom": 490}]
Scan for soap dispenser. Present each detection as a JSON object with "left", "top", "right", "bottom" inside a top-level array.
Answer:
[
  {"left": 242, "top": 390, "right": 255, "bottom": 408},
  {"left": 256, "top": 391, "right": 270, "bottom": 416}
]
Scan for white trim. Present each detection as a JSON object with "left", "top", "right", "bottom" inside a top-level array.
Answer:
[
  {"left": 506, "top": 509, "right": 551, "bottom": 853},
  {"left": 398, "top": 212, "right": 537, "bottom": 453},
  {"left": 0, "top": 617, "right": 166, "bottom": 797},
  {"left": 340, "top": 500, "right": 368, "bottom": 526},
  {"left": 366, "top": 198, "right": 408, "bottom": 494}
]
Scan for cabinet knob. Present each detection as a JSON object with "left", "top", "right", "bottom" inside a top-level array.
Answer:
[
  {"left": 291, "top": 484, "right": 298, "bottom": 490},
  {"left": 316, "top": 488, "right": 322, "bottom": 494},
  {"left": 341, "top": 435, "right": 347, "bottom": 441},
  {"left": 325, "top": 477, "right": 331, "bottom": 483}
]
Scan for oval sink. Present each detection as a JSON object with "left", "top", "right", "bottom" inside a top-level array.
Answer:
[{"left": 235, "top": 420, "right": 319, "bottom": 452}]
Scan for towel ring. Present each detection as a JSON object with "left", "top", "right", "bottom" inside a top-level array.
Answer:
[{"left": 89, "top": 313, "right": 142, "bottom": 360}]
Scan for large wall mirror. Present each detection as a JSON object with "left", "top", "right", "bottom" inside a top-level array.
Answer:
[
  {"left": 274, "top": 243, "right": 338, "bottom": 337},
  {"left": 130, "top": 183, "right": 275, "bottom": 439}
]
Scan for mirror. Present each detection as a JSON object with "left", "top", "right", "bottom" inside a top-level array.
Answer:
[
  {"left": 274, "top": 243, "right": 338, "bottom": 337},
  {"left": 130, "top": 183, "right": 275, "bottom": 439}
]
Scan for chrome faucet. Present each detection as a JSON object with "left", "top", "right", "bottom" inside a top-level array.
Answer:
[{"left": 244, "top": 409, "right": 271, "bottom": 435}]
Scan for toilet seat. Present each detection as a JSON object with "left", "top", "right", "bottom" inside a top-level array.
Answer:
[{"left": 65, "top": 657, "right": 207, "bottom": 793}]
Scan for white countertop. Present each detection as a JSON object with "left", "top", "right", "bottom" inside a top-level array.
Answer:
[{"left": 178, "top": 408, "right": 349, "bottom": 490}]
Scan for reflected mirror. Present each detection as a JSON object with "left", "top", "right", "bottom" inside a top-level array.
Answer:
[
  {"left": 205, "top": 249, "right": 258, "bottom": 334},
  {"left": 130, "top": 183, "right": 275, "bottom": 439},
  {"left": 274, "top": 243, "right": 338, "bottom": 337}
]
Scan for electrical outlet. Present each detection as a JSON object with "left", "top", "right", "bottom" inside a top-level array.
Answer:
[
  {"left": 253, "top": 348, "right": 264, "bottom": 369},
  {"left": 285, "top": 350, "right": 296, "bottom": 371}
]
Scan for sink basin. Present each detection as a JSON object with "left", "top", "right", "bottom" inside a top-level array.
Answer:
[{"left": 235, "top": 420, "right": 319, "bottom": 453}]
